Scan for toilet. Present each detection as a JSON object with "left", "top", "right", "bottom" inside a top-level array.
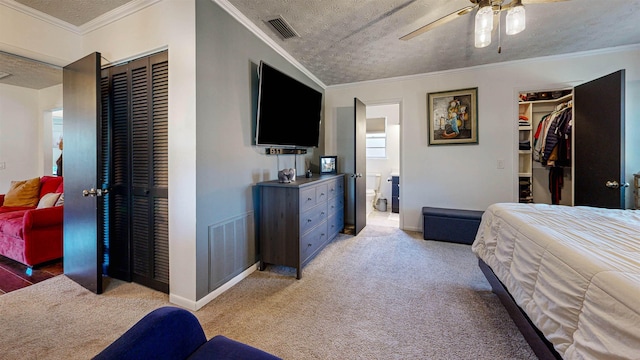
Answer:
[{"left": 366, "top": 173, "right": 381, "bottom": 216}]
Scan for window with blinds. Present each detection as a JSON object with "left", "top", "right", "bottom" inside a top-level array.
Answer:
[{"left": 366, "top": 117, "right": 387, "bottom": 158}]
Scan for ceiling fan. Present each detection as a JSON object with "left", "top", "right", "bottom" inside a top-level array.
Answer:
[{"left": 401, "top": 0, "right": 569, "bottom": 49}]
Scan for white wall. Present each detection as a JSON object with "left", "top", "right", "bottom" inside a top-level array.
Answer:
[
  {"left": 81, "top": 0, "right": 198, "bottom": 307},
  {"left": 325, "top": 46, "right": 640, "bottom": 232},
  {"left": 1, "top": 3, "right": 74, "bottom": 192},
  {"left": 0, "top": 84, "right": 40, "bottom": 191},
  {"left": 0, "top": 4, "right": 82, "bottom": 65}
]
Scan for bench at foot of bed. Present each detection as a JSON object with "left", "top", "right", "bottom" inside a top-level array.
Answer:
[{"left": 422, "top": 207, "right": 483, "bottom": 245}]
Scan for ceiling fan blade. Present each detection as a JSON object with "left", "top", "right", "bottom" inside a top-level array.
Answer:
[{"left": 400, "top": 5, "right": 476, "bottom": 41}]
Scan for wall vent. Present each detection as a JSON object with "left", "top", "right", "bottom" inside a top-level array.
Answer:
[
  {"left": 208, "top": 211, "right": 256, "bottom": 292},
  {"left": 266, "top": 16, "right": 300, "bottom": 39}
]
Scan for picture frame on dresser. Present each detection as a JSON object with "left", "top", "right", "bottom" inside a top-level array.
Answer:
[{"left": 319, "top": 156, "right": 337, "bottom": 174}]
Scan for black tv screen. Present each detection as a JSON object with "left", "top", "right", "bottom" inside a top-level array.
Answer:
[{"left": 256, "top": 61, "right": 322, "bottom": 147}]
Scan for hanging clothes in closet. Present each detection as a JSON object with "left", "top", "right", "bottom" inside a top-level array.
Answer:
[{"left": 532, "top": 101, "right": 573, "bottom": 204}]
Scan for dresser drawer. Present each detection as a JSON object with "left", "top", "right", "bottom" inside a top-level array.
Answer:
[
  {"left": 327, "top": 178, "right": 344, "bottom": 199},
  {"left": 299, "top": 202, "right": 328, "bottom": 236},
  {"left": 300, "top": 221, "right": 328, "bottom": 262},
  {"left": 327, "top": 212, "right": 344, "bottom": 240},
  {"left": 315, "top": 183, "right": 329, "bottom": 204},
  {"left": 299, "top": 186, "right": 317, "bottom": 212},
  {"left": 327, "top": 194, "right": 344, "bottom": 216}
]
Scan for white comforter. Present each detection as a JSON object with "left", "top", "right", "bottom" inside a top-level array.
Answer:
[{"left": 472, "top": 203, "right": 640, "bottom": 360}]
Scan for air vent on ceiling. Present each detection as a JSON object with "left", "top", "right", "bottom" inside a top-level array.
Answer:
[{"left": 266, "top": 16, "right": 300, "bottom": 39}]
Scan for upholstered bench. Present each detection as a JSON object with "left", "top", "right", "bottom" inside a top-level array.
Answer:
[{"left": 422, "top": 207, "right": 484, "bottom": 245}]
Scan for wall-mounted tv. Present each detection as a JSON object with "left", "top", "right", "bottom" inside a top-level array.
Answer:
[{"left": 256, "top": 61, "right": 323, "bottom": 148}]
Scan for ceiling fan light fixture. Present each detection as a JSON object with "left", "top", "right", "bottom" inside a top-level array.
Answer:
[
  {"left": 475, "top": 5, "right": 494, "bottom": 33},
  {"left": 475, "top": 2, "right": 493, "bottom": 48},
  {"left": 475, "top": 28, "right": 492, "bottom": 48},
  {"left": 506, "top": 3, "right": 526, "bottom": 35}
]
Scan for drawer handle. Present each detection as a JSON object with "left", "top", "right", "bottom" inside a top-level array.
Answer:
[
  {"left": 307, "top": 197, "right": 312, "bottom": 201},
  {"left": 321, "top": 211, "right": 325, "bottom": 215},
  {"left": 307, "top": 243, "right": 312, "bottom": 247},
  {"left": 321, "top": 233, "right": 325, "bottom": 237},
  {"left": 307, "top": 219, "right": 312, "bottom": 222},
  {"left": 320, "top": 192, "right": 325, "bottom": 196}
]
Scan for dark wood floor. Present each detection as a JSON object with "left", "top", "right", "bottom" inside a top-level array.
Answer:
[{"left": 0, "top": 256, "right": 63, "bottom": 295}]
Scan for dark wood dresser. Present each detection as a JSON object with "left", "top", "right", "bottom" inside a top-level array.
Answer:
[{"left": 257, "top": 174, "right": 344, "bottom": 279}]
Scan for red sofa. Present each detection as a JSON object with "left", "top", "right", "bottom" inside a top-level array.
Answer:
[{"left": 0, "top": 176, "right": 63, "bottom": 269}]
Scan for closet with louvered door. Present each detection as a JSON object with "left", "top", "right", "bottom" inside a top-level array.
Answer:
[{"left": 100, "top": 51, "right": 169, "bottom": 293}]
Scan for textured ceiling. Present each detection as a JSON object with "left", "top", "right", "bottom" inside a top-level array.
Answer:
[
  {"left": 2, "top": 0, "right": 640, "bottom": 89},
  {"left": 227, "top": 0, "right": 640, "bottom": 86},
  {"left": 0, "top": 51, "right": 62, "bottom": 89}
]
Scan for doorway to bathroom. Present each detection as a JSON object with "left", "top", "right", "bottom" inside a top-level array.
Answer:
[{"left": 365, "top": 102, "right": 400, "bottom": 228}]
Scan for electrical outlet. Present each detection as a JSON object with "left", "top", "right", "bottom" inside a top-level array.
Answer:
[
  {"left": 497, "top": 159, "right": 505, "bottom": 169},
  {"left": 0, "top": 162, "right": 5, "bottom": 170}
]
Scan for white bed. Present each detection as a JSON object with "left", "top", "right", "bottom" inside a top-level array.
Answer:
[{"left": 472, "top": 203, "right": 640, "bottom": 360}]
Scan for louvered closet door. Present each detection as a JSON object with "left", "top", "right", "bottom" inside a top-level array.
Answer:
[
  {"left": 129, "top": 52, "right": 169, "bottom": 293},
  {"left": 101, "top": 51, "right": 169, "bottom": 293},
  {"left": 103, "top": 65, "right": 133, "bottom": 281}
]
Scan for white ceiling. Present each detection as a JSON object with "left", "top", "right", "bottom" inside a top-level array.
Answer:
[{"left": 2, "top": 0, "right": 640, "bottom": 89}]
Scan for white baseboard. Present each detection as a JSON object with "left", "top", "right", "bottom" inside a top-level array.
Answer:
[{"left": 169, "top": 262, "right": 258, "bottom": 311}]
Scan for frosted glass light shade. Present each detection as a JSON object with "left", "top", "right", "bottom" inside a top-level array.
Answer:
[
  {"left": 475, "top": 28, "right": 492, "bottom": 48},
  {"left": 506, "top": 5, "right": 526, "bottom": 35},
  {"left": 475, "top": 6, "right": 494, "bottom": 33},
  {"left": 474, "top": 5, "right": 493, "bottom": 48}
]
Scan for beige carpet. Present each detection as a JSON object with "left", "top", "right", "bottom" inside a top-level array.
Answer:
[{"left": 0, "top": 226, "right": 536, "bottom": 359}]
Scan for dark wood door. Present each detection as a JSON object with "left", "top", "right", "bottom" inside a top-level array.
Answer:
[
  {"left": 354, "top": 98, "right": 367, "bottom": 234},
  {"left": 63, "top": 52, "right": 104, "bottom": 294},
  {"left": 574, "top": 70, "right": 626, "bottom": 209}
]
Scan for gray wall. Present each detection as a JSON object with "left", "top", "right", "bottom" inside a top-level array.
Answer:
[{"left": 195, "top": 0, "right": 324, "bottom": 300}]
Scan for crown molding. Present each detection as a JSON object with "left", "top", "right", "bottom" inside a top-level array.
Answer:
[
  {"left": 79, "top": 0, "right": 161, "bottom": 34},
  {"left": 212, "top": 0, "right": 326, "bottom": 89},
  {"left": 0, "top": 0, "right": 160, "bottom": 35}
]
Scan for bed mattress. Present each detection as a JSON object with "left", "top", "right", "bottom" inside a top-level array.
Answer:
[{"left": 472, "top": 203, "right": 640, "bottom": 359}]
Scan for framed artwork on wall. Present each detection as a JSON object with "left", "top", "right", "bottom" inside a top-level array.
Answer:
[
  {"left": 427, "top": 87, "right": 478, "bottom": 145},
  {"left": 319, "top": 156, "right": 337, "bottom": 174}
]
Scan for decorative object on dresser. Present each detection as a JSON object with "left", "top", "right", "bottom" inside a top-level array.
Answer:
[
  {"left": 257, "top": 174, "right": 345, "bottom": 279},
  {"left": 319, "top": 156, "right": 337, "bottom": 174},
  {"left": 277, "top": 168, "right": 296, "bottom": 183}
]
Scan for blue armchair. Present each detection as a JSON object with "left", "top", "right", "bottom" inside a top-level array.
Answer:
[{"left": 93, "top": 306, "right": 280, "bottom": 360}]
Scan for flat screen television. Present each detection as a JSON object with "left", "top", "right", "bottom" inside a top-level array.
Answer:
[{"left": 256, "top": 61, "right": 323, "bottom": 148}]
